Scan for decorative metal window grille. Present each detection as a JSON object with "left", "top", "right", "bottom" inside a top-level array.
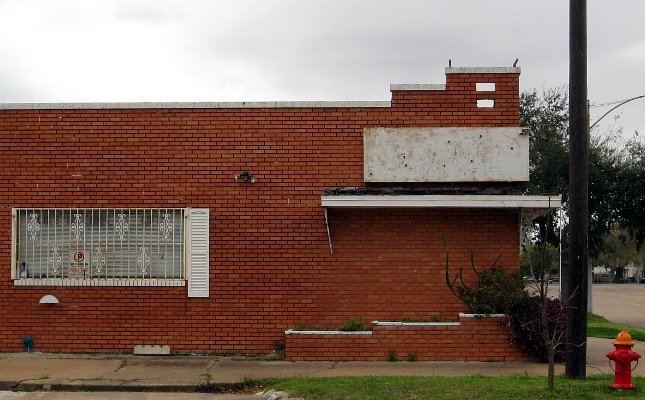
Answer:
[{"left": 15, "top": 209, "right": 185, "bottom": 280}]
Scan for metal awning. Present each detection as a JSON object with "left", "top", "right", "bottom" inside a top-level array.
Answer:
[
  {"left": 320, "top": 192, "right": 561, "bottom": 254},
  {"left": 321, "top": 194, "right": 561, "bottom": 209}
]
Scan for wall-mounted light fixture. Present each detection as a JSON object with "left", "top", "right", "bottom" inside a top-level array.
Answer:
[
  {"left": 39, "top": 295, "right": 59, "bottom": 304},
  {"left": 235, "top": 171, "right": 257, "bottom": 184}
]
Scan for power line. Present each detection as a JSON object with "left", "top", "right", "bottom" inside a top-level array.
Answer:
[
  {"left": 589, "top": 94, "right": 645, "bottom": 108},
  {"left": 590, "top": 94, "right": 645, "bottom": 129}
]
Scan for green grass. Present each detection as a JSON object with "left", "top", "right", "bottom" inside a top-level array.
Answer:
[
  {"left": 256, "top": 375, "right": 644, "bottom": 400},
  {"left": 588, "top": 313, "right": 645, "bottom": 341}
]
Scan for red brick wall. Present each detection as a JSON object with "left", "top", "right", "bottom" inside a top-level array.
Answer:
[
  {"left": 0, "top": 71, "right": 521, "bottom": 354},
  {"left": 286, "top": 315, "right": 530, "bottom": 361}
]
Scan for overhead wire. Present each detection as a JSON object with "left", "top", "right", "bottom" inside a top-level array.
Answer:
[
  {"left": 589, "top": 95, "right": 645, "bottom": 108},
  {"left": 589, "top": 94, "right": 645, "bottom": 129}
]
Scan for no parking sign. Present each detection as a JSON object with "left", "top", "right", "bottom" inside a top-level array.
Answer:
[{"left": 69, "top": 250, "right": 89, "bottom": 276}]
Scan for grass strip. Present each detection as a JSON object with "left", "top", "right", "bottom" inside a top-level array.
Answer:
[
  {"left": 588, "top": 313, "right": 645, "bottom": 341},
  {"left": 256, "top": 375, "right": 644, "bottom": 400}
]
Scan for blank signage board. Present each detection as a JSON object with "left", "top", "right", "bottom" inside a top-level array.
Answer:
[{"left": 364, "top": 127, "right": 528, "bottom": 182}]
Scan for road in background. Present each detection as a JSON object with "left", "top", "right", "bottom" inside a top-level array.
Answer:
[
  {"left": 591, "top": 284, "right": 645, "bottom": 328},
  {"left": 528, "top": 283, "right": 643, "bottom": 327}
]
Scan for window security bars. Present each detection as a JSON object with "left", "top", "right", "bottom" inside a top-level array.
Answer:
[{"left": 15, "top": 209, "right": 185, "bottom": 280}]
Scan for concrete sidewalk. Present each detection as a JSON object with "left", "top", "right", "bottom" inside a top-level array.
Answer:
[{"left": 0, "top": 337, "right": 642, "bottom": 393}]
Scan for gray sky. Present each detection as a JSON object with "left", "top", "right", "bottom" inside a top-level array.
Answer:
[{"left": 0, "top": 0, "right": 643, "bottom": 137}]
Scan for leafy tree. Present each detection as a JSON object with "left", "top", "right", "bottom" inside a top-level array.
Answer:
[
  {"left": 515, "top": 214, "right": 567, "bottom": 391},
  {"left": 520, "top": 88, "right": 645, "bottom": 257},
  {"left": 520, "top": 89, "right": 569, "bottom": 248},
  {"left": 520, "top": 242, "right": 559, "bottom": 279},
  {"left": 596, "top": 227, "right": 645, "bottom": 271},
  {"left": 616, "top": 137, "right": 645, "bottom": 247},
  {"left": 521, "top": 88, "right": 570, "bottom": 198}
]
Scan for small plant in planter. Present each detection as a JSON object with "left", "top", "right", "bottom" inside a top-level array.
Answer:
[{"left": 338, "top": 317, "right": 367, "bottom": 331}]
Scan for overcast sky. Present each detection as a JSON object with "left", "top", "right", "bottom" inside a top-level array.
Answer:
[{"left": 0, "top": 0, "right": 643, "bottom": 137}]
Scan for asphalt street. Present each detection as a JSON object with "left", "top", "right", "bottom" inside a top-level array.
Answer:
[{"left": 590, "top": 284, "right": 645, "bottom": 327}]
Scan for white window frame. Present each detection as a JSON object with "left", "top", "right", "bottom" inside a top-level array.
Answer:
[{"left": 11, "top": 208, "right": 210, "bottom": 297}]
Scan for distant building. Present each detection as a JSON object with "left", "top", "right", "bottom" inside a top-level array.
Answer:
[{"left": 623, "top": 263, "right": 644, "bottom": 282}]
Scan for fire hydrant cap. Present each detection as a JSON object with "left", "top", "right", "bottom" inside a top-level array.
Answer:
[{"left": 614, "top": 330, "right": 635, "bottom": 345}]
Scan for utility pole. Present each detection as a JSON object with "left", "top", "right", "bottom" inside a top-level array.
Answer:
[{"left": 565, "top": 0, "right": 589, "bottom": 379}]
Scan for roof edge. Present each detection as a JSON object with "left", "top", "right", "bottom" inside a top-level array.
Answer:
[
  {"left": 390, "top": 84, "right": 446, "bottom": 91},
  {"left": 0, "top": 100, "right": 392, "bottom": 111},
  {"left": 445, "top": 67, "right": 521, "bottom": 74}
]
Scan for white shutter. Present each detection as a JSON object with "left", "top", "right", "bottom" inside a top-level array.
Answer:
[{"left": 187, "top": 208, "right": 210, "bottom": 297}]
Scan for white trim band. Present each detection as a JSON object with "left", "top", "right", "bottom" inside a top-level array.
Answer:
[
  {"left": 446, "top": 67, "right": 521, "bottom": 74},
  {"left": 14, "top": 278, "right": 186, "bottom": 287},
  {"left": 0, "top": 101, "right": 391, "bottom": 110},
  {"left": 285, "top": 329, "right": 373, "bottom": 335},
  {"left": 390, "top": 84, "right": 446, "bottom": 91},
  {"left": 372, "top": 321, "right": 460, "bottom": 327},
  {"left": 321, "top": 195, "right": 561, "bottom": 209},
  {"left": 459, "top": 313, "right": 507, "bottom": 318}
]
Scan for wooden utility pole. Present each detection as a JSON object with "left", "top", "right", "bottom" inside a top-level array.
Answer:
[{"left": 566, "top": 0, "right": 589, "bottom": 379}]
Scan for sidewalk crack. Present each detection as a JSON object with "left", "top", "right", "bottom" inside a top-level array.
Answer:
[{"left": 114, "top": 357, "right": 128, "bottom": 373}]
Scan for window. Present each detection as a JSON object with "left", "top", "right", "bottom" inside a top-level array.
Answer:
[{"left": 12, "top": 208, "right": 210, "bottom": 296}]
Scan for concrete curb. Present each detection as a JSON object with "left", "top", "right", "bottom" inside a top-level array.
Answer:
[
  {"left": 0, "top": 381, "right": 19, "bottom": 391},
  {"left": 4, "top": 380, "right": 247, "bottom": 393}
]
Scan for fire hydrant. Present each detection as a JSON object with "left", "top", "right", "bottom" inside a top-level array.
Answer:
[{"left": 606, "top": 330, "right": 640, "bottom": 390}]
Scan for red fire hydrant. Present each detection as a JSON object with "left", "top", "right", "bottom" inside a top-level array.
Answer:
[{"left": 606, "top": 330, "right": 640, "bottom": 390}]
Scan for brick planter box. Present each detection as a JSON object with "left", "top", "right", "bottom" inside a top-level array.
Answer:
[{"left": 285, "top": 313, "right": 529, "bottom": 361}]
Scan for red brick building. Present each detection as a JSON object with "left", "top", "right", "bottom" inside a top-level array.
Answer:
[{"left": 0, "top": 67, "right": 559, "bottom": 359}]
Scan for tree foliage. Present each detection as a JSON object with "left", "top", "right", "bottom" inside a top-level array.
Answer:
[
  {"left": 520, "top": 88, "right": 645, "bottom": 257},
  {"left": 520, "top": 89, "right": 569, "bottom": 249},
  {"left": 596, "top": 227, "right": 645, "bottom": 269},
  {"left": 616, "top": 137, "right": 645, "bottom": 247},
  {"left": 520, "top": 242, "right": 559, "bottom": 278}
]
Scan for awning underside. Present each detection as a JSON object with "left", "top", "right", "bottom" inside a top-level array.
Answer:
[{"left": 321, "top": 194, "right": 561, "bottom": 209}]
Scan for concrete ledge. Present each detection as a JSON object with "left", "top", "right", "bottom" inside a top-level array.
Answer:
[
  {"left": 0, "top": 101, "right": 391, "bottom": 110},
  {"left": 446, "top": 67, "right": 521, "bottom": 74},
  {"left": 372, "top": 321, "right": 460, "bottom": 327},
  {"left": 14, "top": 278, "right": 186, "bottom": 287},
  {"left": 459, "top": 313, "right": 507, "bottom": 318},
  {"left": 390, "top": 84, "right": 446, "bottom": 91},
  {"left": 285, "top": 329, "right": 372, "bottom": 335}
]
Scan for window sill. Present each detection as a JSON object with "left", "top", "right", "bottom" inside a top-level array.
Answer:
[{"left": 13, "top": 278, "right": 186, "bottom": 287}]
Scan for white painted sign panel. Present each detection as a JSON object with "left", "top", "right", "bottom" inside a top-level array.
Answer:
[{"left": 364, "top": 127, "right": 529, "bottom": 182}]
